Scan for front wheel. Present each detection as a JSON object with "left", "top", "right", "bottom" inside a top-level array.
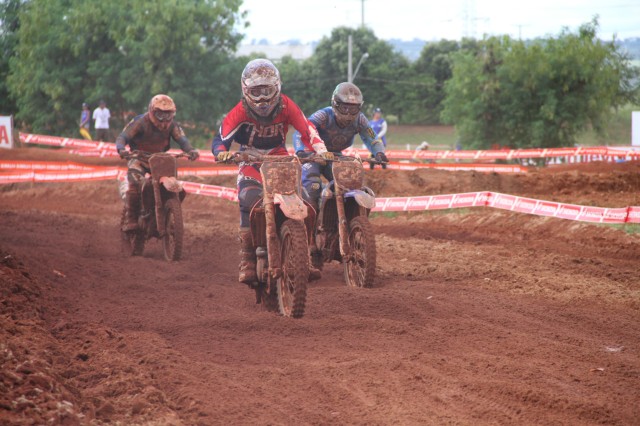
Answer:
[
  {"left": 163, "top": 198, "right": 184, "bottom": 261},
  {"left": 343, "top": 216, "right": 376, "bottom": 288},
  {"left": 277, "top": 220, "right": 309, "bottom": 318}
]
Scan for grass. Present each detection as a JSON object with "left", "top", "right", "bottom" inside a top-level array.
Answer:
[
  {"left": 603, "top": 223, "right": 640, "bottom": 235},
  {"left": 216, "top": 103, "right": 638, "bottom": 151},
  {"left": 370, "top": 208, "right": 474, "bottom": 219},
  {"left": 380, "top": 104, "right": 640, "bottom": 150}
]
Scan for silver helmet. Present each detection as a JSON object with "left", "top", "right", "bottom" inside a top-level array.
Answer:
[
  {"left": 241, "top": 59, "right": 282, "bottom": 118},
  {"left": 331, "top": 82, "right": 363, "bottom": 127}
]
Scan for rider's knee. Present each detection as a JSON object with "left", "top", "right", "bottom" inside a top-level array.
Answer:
[
  {"left": 238, "top": 186, "right": 261, "bottom": 213},
  {"left": 304, "top": 175, "right": 322, "bottom": 205}
]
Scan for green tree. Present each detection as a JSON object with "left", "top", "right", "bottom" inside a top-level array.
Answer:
[
  {"left": 8, "top": 0, "right": 245, "bottom": 143},
  {"left": 0, "top": 0, "right": 26, "bottom": 115},
  {"left": 407, "top": 38, "right": 480, "bottom": 124},
  {"left": 442, "top": 19, "right": 640, "bottom": 149},
  {"left": 280, "top": 27, "right": 411, "bottom": 120}
]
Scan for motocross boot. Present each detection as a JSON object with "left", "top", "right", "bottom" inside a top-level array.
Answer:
[
  {"left": 238, "top": 227, "right": 257, "bottom": 284},
  {"left": 310, "top": 248, "right": 324, "bottom": 271},
  {"left": 122, "top": 191, "right": 140, "bottom": 232},
  {"left": 308, "top": 257, "right": 322, "bottom": 281}
]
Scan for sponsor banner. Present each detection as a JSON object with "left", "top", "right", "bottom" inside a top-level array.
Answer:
[
  {"left": 177, "top": 167, "right": 238, "bottom": 177},
  {"left": 180, "top": 181, "right": 238, "bottom": 202},
  {"left": 0, "top": 168, "right": 121, "bottom": 183},
  {"left": 0, "top": 161, "right": 99, "bottom": 171},
  {"left": 0, "top": 160, "right": 237, "bottom": 179},
  {"left": 371, "top": 191, "right": 639, "bottom": 224},
  {"left": 386, "top": 162, "right": 527, "bottom": 173},
  {"left": 21, "top": 132, "right": 640, "bottom": 161},
  {"left": 374, "top": 192, "right": 489, "bottom": 212},
  {"left": 3, "top": 157, "right": 640, "bottom": 224},
  {"left": 484, "top": 193, "right": 633, "bottom": 223},
  {"left": 0, "top": 116, "right": 14, "bottom": 149}
]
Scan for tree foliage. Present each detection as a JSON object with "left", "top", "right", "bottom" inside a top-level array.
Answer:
[
  {"left": 0, "top": 0, "right": 24, "bottom": 115},
  {"left": 6, "top": 0, "right": 246, "bottom": 142},
  {"left": 441, "top": 19, "right": 640, "bottom": 149},
  {"left": 3, "top": 4, "right": 638, "bottom": 147}
]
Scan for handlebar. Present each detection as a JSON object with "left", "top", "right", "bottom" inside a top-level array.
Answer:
[
  {"left": 121, "top": 150, "right": 188, "bottom": 161},
  {"left": 308, "top": 153, "right": 388, "bottom": 166},
  {"left": 216, "top": 149, "right": 388, "bottom": 166},
  {"left": 219, "top": 149, "right": 326, "bottom": 165}
]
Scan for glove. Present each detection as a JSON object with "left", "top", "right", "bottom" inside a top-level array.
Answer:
[
  {"left": 321, "top": 152, "right": 335, "bottom": 161},
  {"left": 296, "top": 150, "right": 312, "bottom": 159},
  {"left": 216, "top": 151, "right": 234, "bottom": 162},
  {"left": 187, "top": 150, "right": 200, "bottom": 161},
  {"left": 375, "top": 152, "right": 389, "bottom": 163},
  {"left": 118, "top": 149, "right": 128, "bottom": 160}
]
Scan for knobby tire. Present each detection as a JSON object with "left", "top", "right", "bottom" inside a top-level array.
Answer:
[
  {"left": 343, "top": 216, "right": 376, "bottom": 288},
  {"left": 277, "top": 220, "right": 309, "bottom": 318},
  {"left": 163, "top": 198, "right": 184, "bottom": 261}
]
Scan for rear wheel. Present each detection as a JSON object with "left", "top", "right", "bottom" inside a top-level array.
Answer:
[
  {"left": 120, "top": 206, "right": 144, "bottom": 256},
  {"left": 277, "top": 220, "right": 309, "bottom": 318},
  {"left": 163, "top": 198, "right": 184, "bottom": 261},
  {"left": 343, "top": 216, "right": 376, "bottom": 288}
]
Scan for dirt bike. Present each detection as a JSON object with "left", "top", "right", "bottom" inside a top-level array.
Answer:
[
  {"left": 120, "top": 151, "right": 187, "bottom": 261},
  {"left": 313, "top": 155, "right": 384, "bottom": 288},
  {"left": 226, "top": 150, "right": 320, "bottom": 318}
]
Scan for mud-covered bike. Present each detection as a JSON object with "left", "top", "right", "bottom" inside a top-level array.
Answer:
[
  {"left": 225, "top": 150, "right": 321, "bottom": 318},
  {"left": 312, "top": 155, "right": 385, "bottom": 288},
  {"left": 120, "top": 151, "right": 187, "bottom": 261}
]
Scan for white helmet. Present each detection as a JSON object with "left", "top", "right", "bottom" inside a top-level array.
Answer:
[{"left": 241, "top": 59, "right": 282, "bottom": 118}]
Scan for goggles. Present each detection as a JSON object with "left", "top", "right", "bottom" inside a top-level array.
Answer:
[
  {"left": 246, "top": 85, "right": 278, "bottom": 102},
  {"left": 153, "top": 110, "right": 175, "bottom": 122},
  {"left": 335, "top": 102, "right": 361, "bottom": 115}
]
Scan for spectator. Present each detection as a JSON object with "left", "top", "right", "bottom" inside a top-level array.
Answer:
[
  {"left": 368, "top": 107, "right": 388, "bottom": 169},
  {"left": 79, "top": 102, "right": 92, "bottom": 140},
  {"left": 93, "top": 100, "right": 111, "bottom": 141}
]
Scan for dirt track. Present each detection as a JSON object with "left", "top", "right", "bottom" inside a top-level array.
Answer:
[{"left": 1, "top": 148, "right": 639, "bottom": 425}]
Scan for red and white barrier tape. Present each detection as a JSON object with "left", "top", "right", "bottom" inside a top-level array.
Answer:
[
  {"left": 19, "top": 132, "right": 640, "bottom": 161},
  {"left": 373, "top": 192, "right": 640, "bottom": 224},
  {"left": 3, "top": 159, "right": 639, "bottom": 224}
]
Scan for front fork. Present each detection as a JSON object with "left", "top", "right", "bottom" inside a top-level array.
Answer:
[
  {"left": 335, "top": 188, "right": 351, "bottom": 260},
  {"left": 152, "top": 180, "right": 166, "bottom": 237},
  {"left": 263, "top": 194, "right": 282, "bottom": 280}
]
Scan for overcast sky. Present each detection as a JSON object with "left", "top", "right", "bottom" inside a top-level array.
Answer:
[{"left": 238, "top": 0, "right": 639, "bottom": 44}]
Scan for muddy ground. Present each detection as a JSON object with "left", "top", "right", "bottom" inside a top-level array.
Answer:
[{"left": 1, "top": 148, "right": 639, "bottom": 425}]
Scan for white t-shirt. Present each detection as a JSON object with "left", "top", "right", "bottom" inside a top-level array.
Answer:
[{"left": 93, "top": 107, "right": 111, "bottom": 129}]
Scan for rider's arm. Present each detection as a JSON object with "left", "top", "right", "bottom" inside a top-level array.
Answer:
[
  {"left": 292, "top": 130, "right": 304, "bottom": 153},
  {"left": 170, "top": 123, "right": 195, "bottom": 152},
  {"left": 358, "top": 114, "right": 385, "bottom": 155},
  {"left": 212, "top": 103, "right": 246, "bottom": 156},
  {"left": 293, "top": 109, "right": 327, "bottom": 154},
  {"left": 285, "top": 96, "right": 327, "bottom": 154},
  {"left": 115, "top": 117, "right": 141, "bottom": 152}
]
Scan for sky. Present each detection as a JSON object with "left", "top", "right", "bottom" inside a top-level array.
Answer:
[{"left": 237, "top": 0, "right": 640, "bottom": 44}]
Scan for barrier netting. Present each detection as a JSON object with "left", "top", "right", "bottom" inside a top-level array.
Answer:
[{"left": 4, "top": 132, "right": 640, "bottom": 223}]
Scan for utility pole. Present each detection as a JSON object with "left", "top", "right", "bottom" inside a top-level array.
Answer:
[
  {"left": 348, "top": 35, "right": 353, "bottom": 83},
  {"left": 361, "top": 0, "right": 365, "bottom": 28}
]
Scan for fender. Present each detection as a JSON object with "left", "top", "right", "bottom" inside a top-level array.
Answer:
[
  {"left": 344, "top": 189, "right": 376, "bottom": 210},
  {"left": 274, "top": 193, "right": 308, "bottom": 220},
  {"left": 159, "top": 176, "right": 183, "bottom": 193}
]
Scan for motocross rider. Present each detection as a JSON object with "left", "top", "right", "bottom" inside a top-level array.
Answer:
[
  {"left": 292, "top": 82, "right": 388, "bottom": 267},
  {"left": 211, "top": 58, "right": 333, "bottom": 285},
  {"left": 116, "top": 94, "right": 200, "bottom": 232}
]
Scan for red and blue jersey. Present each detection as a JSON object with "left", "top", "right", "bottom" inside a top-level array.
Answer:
[{"left": 212, "top": 95, "right": 326, "bottom": 182}]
